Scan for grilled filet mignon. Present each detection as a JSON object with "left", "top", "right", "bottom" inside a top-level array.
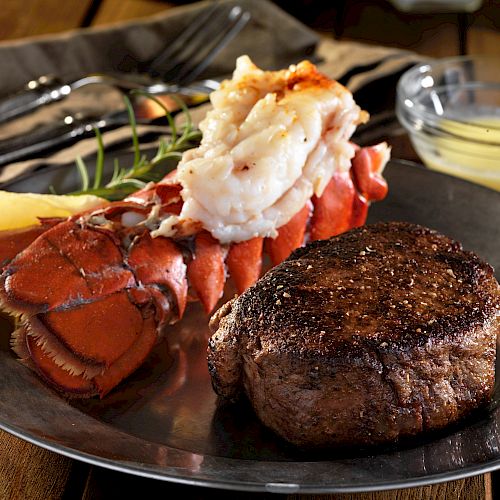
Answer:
[{"left": 208, "top": 222, "right": 500, "bottom": 448}]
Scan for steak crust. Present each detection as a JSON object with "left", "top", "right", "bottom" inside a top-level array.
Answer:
[{"left": 208, "top": 222, "right": 500, "bottom": 448}]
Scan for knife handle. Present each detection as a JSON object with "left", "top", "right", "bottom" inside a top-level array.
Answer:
[
  {"left": 0, "top": 108, "right": 135, "bottom": 168},
  {"left": 0, "top": 118, "right": 94, "bottom": 167},
  {"left": 0, "top": 76, "right": 73, "bottom": 124}
]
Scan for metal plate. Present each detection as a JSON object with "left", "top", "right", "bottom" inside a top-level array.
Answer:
[{"left": 1, "top": 159, "right": 500, "bottom": 494}]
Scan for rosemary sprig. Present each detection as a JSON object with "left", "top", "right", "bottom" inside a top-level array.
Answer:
[{"left": 69, "top": 92, "right": 202, "bottom": 201}]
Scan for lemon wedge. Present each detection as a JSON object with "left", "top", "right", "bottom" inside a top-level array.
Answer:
[{"left": 0, "top": 191, "right": 108, "bottom": 231}]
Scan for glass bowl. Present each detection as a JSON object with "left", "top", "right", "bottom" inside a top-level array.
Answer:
[{"left": 396, "top": 56, "right": 500, "bottom": 191}]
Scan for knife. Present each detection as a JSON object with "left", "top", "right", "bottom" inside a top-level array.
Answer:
[
  {"left": 0, "top": 73, "right": 217, "bottom": 125},
  {"left": 0, "top": 92, "right": 207, "bottom": 167}
]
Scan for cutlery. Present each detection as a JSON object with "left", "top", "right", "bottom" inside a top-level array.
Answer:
[
  {"left": 0, "top": 3, "right": 250, "bottom": 125},
  {"left": 2, "top": 35, "right": 412, "bottom": 170},
  {"left": 0, "top": 91, "right": 204, "bottom": 167}
]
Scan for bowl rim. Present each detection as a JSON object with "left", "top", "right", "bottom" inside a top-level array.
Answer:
[
  {"left": 398, "top": 54, "right": 500, "bottom": 93},
  {"left": 396, "top": 55, "right": 500, "bottom": 141}
]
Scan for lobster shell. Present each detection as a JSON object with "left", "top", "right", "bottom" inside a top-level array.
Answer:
[{"left": 0, "top": 144, "right": 388, "bottom": 398}]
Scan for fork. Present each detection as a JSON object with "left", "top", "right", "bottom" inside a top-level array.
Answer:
[
  {"left": 143, "top": 3, "right": 251, "bottom": 85},
  {"left": 0, "top": 3, "right": 251, "bottom": 125}
]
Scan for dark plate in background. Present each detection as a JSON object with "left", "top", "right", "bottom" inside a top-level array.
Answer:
[{"left": 0, "top": 159, "right": 499, "bottom": 493}]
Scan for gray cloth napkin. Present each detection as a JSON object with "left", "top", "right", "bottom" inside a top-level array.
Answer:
[{"left": 0, "top": 0, "right": 423, "bottom": 186}]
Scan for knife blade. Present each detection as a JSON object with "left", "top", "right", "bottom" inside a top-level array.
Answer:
[{"left": 0, "top": 92, "right": 207, "bottom": 167}]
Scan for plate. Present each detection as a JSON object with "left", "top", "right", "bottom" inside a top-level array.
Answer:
[{"left": 1, "top": 159, "right": 500, "bottom": 494}]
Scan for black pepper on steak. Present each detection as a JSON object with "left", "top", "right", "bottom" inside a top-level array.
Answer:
[{"left": 207, "top": 222, "right": 500, "bottom": 448}]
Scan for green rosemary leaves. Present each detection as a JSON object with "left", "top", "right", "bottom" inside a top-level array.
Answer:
[{"left": 70, "top": 92, "right": 202, "bottom": 201}]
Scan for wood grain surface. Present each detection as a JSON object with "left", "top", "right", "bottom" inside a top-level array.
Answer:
[
  {"left": 0, "top": 0, "right": 90, "bottom": 40},
  {"left": 0, "top": 1, "right": 499, "bottom": 499},
  {"left": 0, "top": 430, "right": 73, "bottom": 500}
]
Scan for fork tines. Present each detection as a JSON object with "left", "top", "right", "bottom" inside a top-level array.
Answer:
[{"left": 147, "top": 2, "right": 251, "bottom": 87}]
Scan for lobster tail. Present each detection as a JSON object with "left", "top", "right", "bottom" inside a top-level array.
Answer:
[{"left": 0, "top": 143, "right": 389, "bottom": 398}]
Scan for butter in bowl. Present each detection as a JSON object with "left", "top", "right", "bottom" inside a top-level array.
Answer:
[{"left": 396, "top": 56, "right": 500, "bottom": 191}]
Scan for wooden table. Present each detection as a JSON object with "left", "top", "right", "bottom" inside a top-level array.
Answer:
[{"left": 0, "top": 1, "right": 499, "bottom": 499}]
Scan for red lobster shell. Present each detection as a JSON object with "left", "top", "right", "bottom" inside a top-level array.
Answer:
[{"left": 0, "top": 144, "right": 388, "bottom": 398}]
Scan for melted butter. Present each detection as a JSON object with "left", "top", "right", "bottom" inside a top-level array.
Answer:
[{"left": 416, "top": 116, "right": 500, "bottom": 191}]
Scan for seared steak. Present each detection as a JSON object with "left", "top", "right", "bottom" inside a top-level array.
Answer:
[{"left": 208, "top": 222, "right": 500, "bottom": 448}]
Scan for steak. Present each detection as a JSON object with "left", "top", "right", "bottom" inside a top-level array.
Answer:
[{"left": 208, "top": 222, "right": 500, "bottom": 448}]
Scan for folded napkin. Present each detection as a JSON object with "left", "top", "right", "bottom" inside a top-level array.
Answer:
[{"left": 0, "top": 0, "right": 423, "bottom": 186}]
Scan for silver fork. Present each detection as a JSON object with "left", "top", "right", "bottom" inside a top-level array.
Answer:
[
  {"left": 0, "top": 3, "right": 251, "bottom": 125},
  {"left": 144, "top": 3, "right": 251, "bottom": 85}
]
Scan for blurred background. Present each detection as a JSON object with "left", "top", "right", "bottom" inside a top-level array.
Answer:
[{"left": 0, "top": 0, "right": 498, "bottom": 57}]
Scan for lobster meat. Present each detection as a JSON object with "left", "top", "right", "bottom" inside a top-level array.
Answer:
[{"left": 0, "top": 56, "right": 389, "bottom": 398}]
